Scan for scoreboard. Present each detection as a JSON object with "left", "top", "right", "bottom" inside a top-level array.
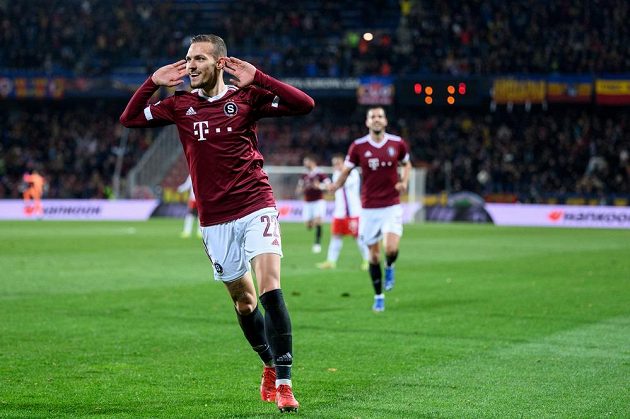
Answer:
[{"left": 395, "top": 78, "right": 486, "bottom": 106}]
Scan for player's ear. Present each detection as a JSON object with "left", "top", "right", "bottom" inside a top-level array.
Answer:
[{"left": 217, "top": 57, "right": 226, "bottom": 69}]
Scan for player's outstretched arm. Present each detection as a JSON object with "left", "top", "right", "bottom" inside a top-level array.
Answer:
[
  {"left": 330, "top": 167, "right": 352, "bottom": 192},
  {"left": 395, "top": 160, "right": 412, "bottom": 192}
]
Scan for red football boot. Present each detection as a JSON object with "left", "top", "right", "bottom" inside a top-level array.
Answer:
[
  {"left": 260, "top": 366, "right": 276, "bottom": 402},
  {"left": 275, "top": 384, "right": 299, "bottom": 413}
]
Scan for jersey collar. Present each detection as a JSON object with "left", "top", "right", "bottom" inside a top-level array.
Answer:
[
  {"left": 193, "top": 85, "right": 237, "bottom": 102},
  {"left": 366, "top": 133, "right": 389, "bottom": 148}
]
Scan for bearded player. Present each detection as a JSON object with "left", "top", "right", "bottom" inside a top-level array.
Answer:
[{"left": 331, "top": 107, "right": 411, "bottom": 312}]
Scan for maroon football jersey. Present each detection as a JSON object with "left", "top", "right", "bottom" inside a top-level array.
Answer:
[
  {"left": 299, "top": 171, "right": 329, "bottom": 202},
  {"left": 345, "top": 133, "right": 410, "bottom": 208},
  {"left": 120, "top": 71, "right": 314, "bottom": 226}
]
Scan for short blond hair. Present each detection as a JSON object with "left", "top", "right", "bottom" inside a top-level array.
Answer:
[{"left": 190, "top": 34, "right": 227, "bottom": 59}]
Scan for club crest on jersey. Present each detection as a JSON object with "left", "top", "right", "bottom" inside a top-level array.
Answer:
[
  {"left": 214, "top": 262, "right": 224, "bottom": 275},
  {"left": 387, "top": 146, "right": 396, "bottom": 157},
  {"left": 224, "top": 102, "right": 238, "bottom": 117}
]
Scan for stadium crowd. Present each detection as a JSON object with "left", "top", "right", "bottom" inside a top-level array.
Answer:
[
  {"left": 1, "top": 0, "right": 628, "bottom": 202},
  {"left": 0, "top": 103, "right": 153, "bottom": 199},
  {"left": 2, "top": 102, "right": 627, "bottom": 201},
  {"left": 1, "top": 0, "right": 628, "bottom": 77},
  {"left": 258, "top": 105, "right": 630, "bottom": 201}
]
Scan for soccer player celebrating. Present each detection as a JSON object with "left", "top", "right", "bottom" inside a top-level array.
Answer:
[
  {"left": 295, "top": 155, "right": 330, "bottom": 253},
  {"left": 120, "top": 34, "right": 314, "bottom": 413},
  {"left": 177, "top": 174, "right": 201, "bottom": 238},
  {"left": 317, "top": 154, "right": 369, "bottom": 270},
  {"left": 331, "top": 107, "right": 411, "bottom": 312}
]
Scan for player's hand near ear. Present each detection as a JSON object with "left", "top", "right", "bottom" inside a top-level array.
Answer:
[
  {"left": 221, "top": 57, "right": 256, "bottom": 88},
  {"left": 151, "top": 60, "right": 187, "bottom": 87}
]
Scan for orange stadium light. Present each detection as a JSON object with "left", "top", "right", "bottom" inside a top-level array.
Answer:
[
  {"left": 425, "top": 96, "right": 433, "bottom": 104},
  {"left": 425, "top": 86, "right": 433, "bottom": 95},
  {"left": 447, "top": 85, "right": 455, "bottom": 95},
  {"left": 447, "top": 96, "right": 455, "bottom": 105}
]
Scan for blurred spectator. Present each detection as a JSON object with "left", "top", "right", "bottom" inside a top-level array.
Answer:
[
  {"left": 0, "top": 102, "right": 152, "bottom": 198},
  {"left": 257, "top": 104, "right": 630, "bottom": 201}
]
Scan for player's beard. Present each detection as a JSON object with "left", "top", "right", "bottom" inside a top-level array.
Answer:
[{"left": 192, "top": 69, "right": 219, "bottom": 90}]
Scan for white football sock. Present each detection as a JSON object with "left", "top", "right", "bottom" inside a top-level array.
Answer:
[
  {"left": 327, "top": 236, "right": 343, "bottom": 263},
  {"left": 357, "top": 239, "right": 369, "bottom": 262},
  {"left": 182, "top": 214, "right": 194, "bottom": 235}
]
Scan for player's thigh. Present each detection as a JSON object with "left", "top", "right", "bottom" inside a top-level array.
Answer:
[
  {"left": 359, "top": 208, "right": 386, "bottom": 246},
  {"left": 382, "top": 204, "right": 403, "bottom": 237},
  {"left": 383, "top": 232, "right": 401, "bottom": 253},
  {"left": 313, "top": 199, "right": 326, "bottom": 221},
  {"left": 302, "top": 202, "right": 315, "bottom": 222},
  {"left": 251, "top": 253, "right": 281, "bottom": 295},
  {"left": 200, "top": 221, "right": 248, "bottom": 282},
  {"left": 243, "top": 208, "right": 284, "bottom": 293},
  {"left": 243, "top": 208, "right": 283, "bottom": 259}
]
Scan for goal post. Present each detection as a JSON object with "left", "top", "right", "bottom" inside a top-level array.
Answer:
[{"left": 264, "top": 165, "right": 426, "bottom": 222}]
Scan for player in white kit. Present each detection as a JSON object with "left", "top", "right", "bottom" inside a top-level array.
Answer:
[{"left": 317, "top": 154, "right": 369, "bottom": 270}]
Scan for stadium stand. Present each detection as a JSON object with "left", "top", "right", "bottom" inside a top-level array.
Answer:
[
  {"left": 1, "top": 0, "right": 628, "bottom": 204},
  {"left": 1, "top": 0, "right": 627, "bottom": 76}
]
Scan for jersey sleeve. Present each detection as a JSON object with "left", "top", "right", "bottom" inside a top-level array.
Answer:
[
  {"left": 249, "top": 70, "right": 315, "bottom": 119},
  {"left": 119, "top": 78, "right": 176, "bottom": 127},
  {"left": 319, "top": 173, "right": 332, "bottom": 185},
  {"left": 344, "top": 142, "right": 359, "bottom": 169}
]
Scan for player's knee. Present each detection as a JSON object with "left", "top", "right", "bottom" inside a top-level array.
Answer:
[
  {"left": 385, "top": 244, "right": 398, "bottom": 255},
  {"left": 235, "top": 298, "right": 257, "bottom": 315},
  {"left": 231, "top": 290, "right": 258, "bottom": 315}
]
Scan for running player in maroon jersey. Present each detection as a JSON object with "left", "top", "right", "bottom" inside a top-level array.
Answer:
[
  {"left": 295, "top": 155, "right": 330, "bottom": 253},
  {"left": 331, "top": 107, "right": 412, "bottom": 312},
  {"left": 120, "top": 34, "right": 313, "bottom": 413}
]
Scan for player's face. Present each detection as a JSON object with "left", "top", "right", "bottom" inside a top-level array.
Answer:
[
  {"left": 303, "top": 158, "right": 314, "bottom": 169},
  {"left": 366, "top": 108, "right": 388, "bottom": 134},
  {"left": 332, "top": 157, "right": 343, "bottom": 170},
  {"left": 186, "top": 42, "right": 221, "bottom": 89}
]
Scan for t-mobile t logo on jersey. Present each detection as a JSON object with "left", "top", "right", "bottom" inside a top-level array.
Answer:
[
  {"left": 368, "top": 158, "right": 380, "bottom": 170},
  {"left": 193, "top": 121, "right": 210, "bottom": 141}
]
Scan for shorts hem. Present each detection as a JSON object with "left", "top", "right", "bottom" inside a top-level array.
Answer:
[
  {"left": 215, "top": 268, "right": 249, "bottom": 283},
  {"left": 248, "top": 249, "right": 283, "bottom": 262}
]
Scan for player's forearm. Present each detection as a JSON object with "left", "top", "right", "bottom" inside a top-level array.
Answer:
[
  {"left": 253, "top": 70, "right": 315, "bottom": 115},
  {"left": 119, "top": 78, "right": 160, "bottom": 127},
  {"left": 400, "top": 162, "right": 412, "bottom": 188},
  {"left": 332, "top": 170, "right": 350, "bottom": 191}
]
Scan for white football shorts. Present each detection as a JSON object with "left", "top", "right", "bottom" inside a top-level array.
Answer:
[
  {"left": 359, "top": 204, "right": 403, "bottom": 246},
  {"left": 200, "top": 207, "right": 283, "bottom": 282},
  {"left": 302, "top": 199, "right": 326, "bottom": 222}
]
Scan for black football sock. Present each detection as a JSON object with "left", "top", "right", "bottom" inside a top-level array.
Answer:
[
  {"left": 315, "top": 225, "right": 322, "bottom": 245},
  {"left": 369, "top": 262, "right": 383, "bottom": 294},
  {"left": 385, "top": 251, "right": 399, "bottom": 268},
  {"left": 260, "top": 289, "right": 293, "bottom": 381},
  {"left": 235, "top": 305, "right": 273, "bottom": 366}
]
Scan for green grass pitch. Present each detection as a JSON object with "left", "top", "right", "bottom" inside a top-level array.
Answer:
[{"left": 0, "top": 219, "right": 629, "bottom": 418}]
